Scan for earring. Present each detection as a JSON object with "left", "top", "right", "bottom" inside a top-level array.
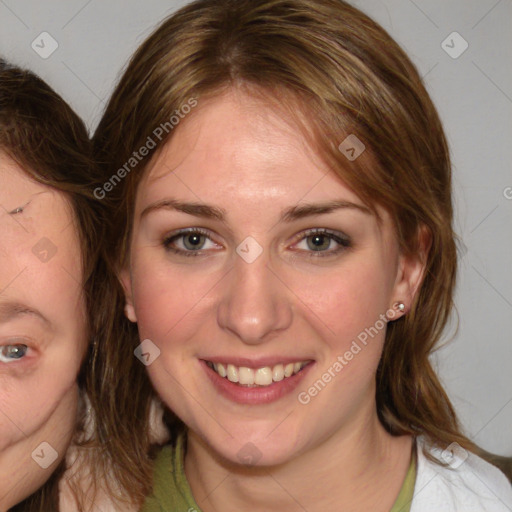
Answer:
[{"left": 394, "top": 302, "right": 405, "bottom": 313}]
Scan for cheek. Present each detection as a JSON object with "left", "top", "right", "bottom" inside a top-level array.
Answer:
[
  {"left": 320, "top": 298, "right": 395, "bottom": 427},
  {"left": 130, "top": 253, "right": 219, "bottom": 347},
  {"left": 0, "top": 359, "right": 79, "bottom": 451},
  {"left": 0, "top": 378, "right": 31, "bottom": 450},
  {"left": 292, "top": 259, "right": 392, "bottom": 348},
  {"left": 289, "top": 258, "right": 394, "bottom": 411}
]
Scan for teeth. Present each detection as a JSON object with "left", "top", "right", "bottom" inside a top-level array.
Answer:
[
  {"left": 272, "top": 364, "right": 284, "bottom": 382},
  {"left": 217, "top": 363, "right": 227, "bottom": 378},
  {"left": 238, "top": 367, "right": 254, "bottom": 385},
  {"left": 254, "top": 367, "right": 273, "bottom": 386},
  {"left": 209, "top": 360, "right": 309, "bottom": 387},
  {"left": 284, "top": 363, "right": 294, "bottom": 377},
  {"left": 227, "top": 364, "right": 239, "bottom": 383}
]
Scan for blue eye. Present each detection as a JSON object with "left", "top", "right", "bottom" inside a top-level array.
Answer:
[{"left": 0, "top": 344, "right": 28, "bottom": 363}]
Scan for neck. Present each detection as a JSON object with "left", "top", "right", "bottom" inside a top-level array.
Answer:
[{"left": 185, "top": 406, "right": 413, "bottom": 512}]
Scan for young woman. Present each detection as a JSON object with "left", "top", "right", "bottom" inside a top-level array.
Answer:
[
  {"left": 90, "top": 0, "right": 512, "bottom": 510},
  {"left": 0, "top": 60, "right": 105, "bottom": 511}
]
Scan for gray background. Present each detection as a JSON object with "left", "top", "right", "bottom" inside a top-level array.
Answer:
[{"left": 1, "top": 0, "right": 510, "bottom": 454}]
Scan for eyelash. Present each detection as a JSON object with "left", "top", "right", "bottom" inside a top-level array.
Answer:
[{"left": 162, "top": 228, "right": 351, "bottom": 258}]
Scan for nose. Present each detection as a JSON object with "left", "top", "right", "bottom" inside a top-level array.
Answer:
[{"left": 217, "top": 250, "right": 293, "bottom": 345}]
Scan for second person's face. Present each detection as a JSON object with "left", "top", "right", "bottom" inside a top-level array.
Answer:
[{"left": 0, "top": 153, "right": 86, "bottom": 508}]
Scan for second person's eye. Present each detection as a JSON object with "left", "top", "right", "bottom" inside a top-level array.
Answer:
[{"left": 0, "top": 344, "right": 28, "bottom": 363}]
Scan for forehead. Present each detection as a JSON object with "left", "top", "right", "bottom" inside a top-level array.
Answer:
[
  {"left": 0, "top": 152, "right": 43, "bottom": 202},
  {"left": 138, "top": 91, "right": 365, "bottom": 209},
  {"left": 0, "top": 152, "right": 73, "bottom": 216}
]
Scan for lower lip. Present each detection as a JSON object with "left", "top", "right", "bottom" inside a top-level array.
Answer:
[{"left": 201, "top": 360, "right": 314, "bottom": 405}]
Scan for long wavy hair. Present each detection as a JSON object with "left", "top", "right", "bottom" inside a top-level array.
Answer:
[
  {"left": 0, "top": 59, "right": 105, "bottom": 511},
  {"left": 91, "top": 0, "right": 477, "bottom": 506}
]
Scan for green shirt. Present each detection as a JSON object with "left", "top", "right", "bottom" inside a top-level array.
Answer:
[{"left": 141, "top": 434, "right": 416, "bottom": 512}]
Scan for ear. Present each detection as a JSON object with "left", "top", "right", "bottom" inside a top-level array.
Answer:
[
  {"left": 119, "top": 267, "right": 138, "bottom": 323},
  {"left": 391, "top": 224, "right": 431, "bottom": 314}
]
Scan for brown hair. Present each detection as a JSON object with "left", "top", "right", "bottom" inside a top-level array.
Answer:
[
  {"left": 0, "top": 59, "right": 104, "bottom": 511},
  {"left": 91, "top": 0, "right": 477, "bottom": 506}
]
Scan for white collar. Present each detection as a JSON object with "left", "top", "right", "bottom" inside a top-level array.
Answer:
[{"left": 410, "top": 436, "right": 512, "bottom": 511}]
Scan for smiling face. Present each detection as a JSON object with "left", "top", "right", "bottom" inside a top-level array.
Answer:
[
  {"left": 122, "top": 90, "right": 425, "bottom": 466},
  {"left": 0, "top": 153, "right": 86, "bottom": 507}
]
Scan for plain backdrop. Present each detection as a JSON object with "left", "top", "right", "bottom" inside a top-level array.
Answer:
[{"left": 0, "top": 0, "right": 511, "bottom": 454}]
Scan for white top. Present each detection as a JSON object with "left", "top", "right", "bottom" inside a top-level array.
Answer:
[{"left": 411, "top": 438, "right": 512, "bottom": 511}]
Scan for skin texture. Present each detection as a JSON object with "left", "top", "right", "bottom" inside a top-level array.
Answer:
[
  {"left": 0, "top": 153, "right": 85, "bottom": 510},
  {"left": 122, "top": 90, "right": 428, "bottom": 511}
]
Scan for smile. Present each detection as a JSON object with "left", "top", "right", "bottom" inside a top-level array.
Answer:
[{"left": 205, "top": 360, "right": 310, "bottom": 387}]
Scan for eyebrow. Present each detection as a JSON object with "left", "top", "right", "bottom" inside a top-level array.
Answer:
[
  {"left": 140, "top": 199, "right": 372, "bottom": 223},
  {"left": 0, "top": 302, "right": 50, "bottom": 326}
]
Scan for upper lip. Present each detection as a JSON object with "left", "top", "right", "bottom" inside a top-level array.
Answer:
[{"left": 201, "top": 356, "right": 314, "bottom": 368}]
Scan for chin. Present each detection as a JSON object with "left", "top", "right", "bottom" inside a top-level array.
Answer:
[{"left": 192, "top": 419, "right": 307, "bottom": 468}]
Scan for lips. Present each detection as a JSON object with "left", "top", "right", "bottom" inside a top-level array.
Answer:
[
  {"left": 205, "top": 360, "right": 310, "bottom": 387},
  {"left": 202, "top": 358, "right": 314, "bottom": 405}
]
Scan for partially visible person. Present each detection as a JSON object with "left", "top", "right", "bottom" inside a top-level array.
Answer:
[{"left": 0, "top": 59, "right": 104, "bottom": 511}]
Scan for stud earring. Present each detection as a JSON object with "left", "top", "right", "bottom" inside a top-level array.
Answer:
[{"left": 394, "top": 302, "right": 405, "bottom": 313}]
